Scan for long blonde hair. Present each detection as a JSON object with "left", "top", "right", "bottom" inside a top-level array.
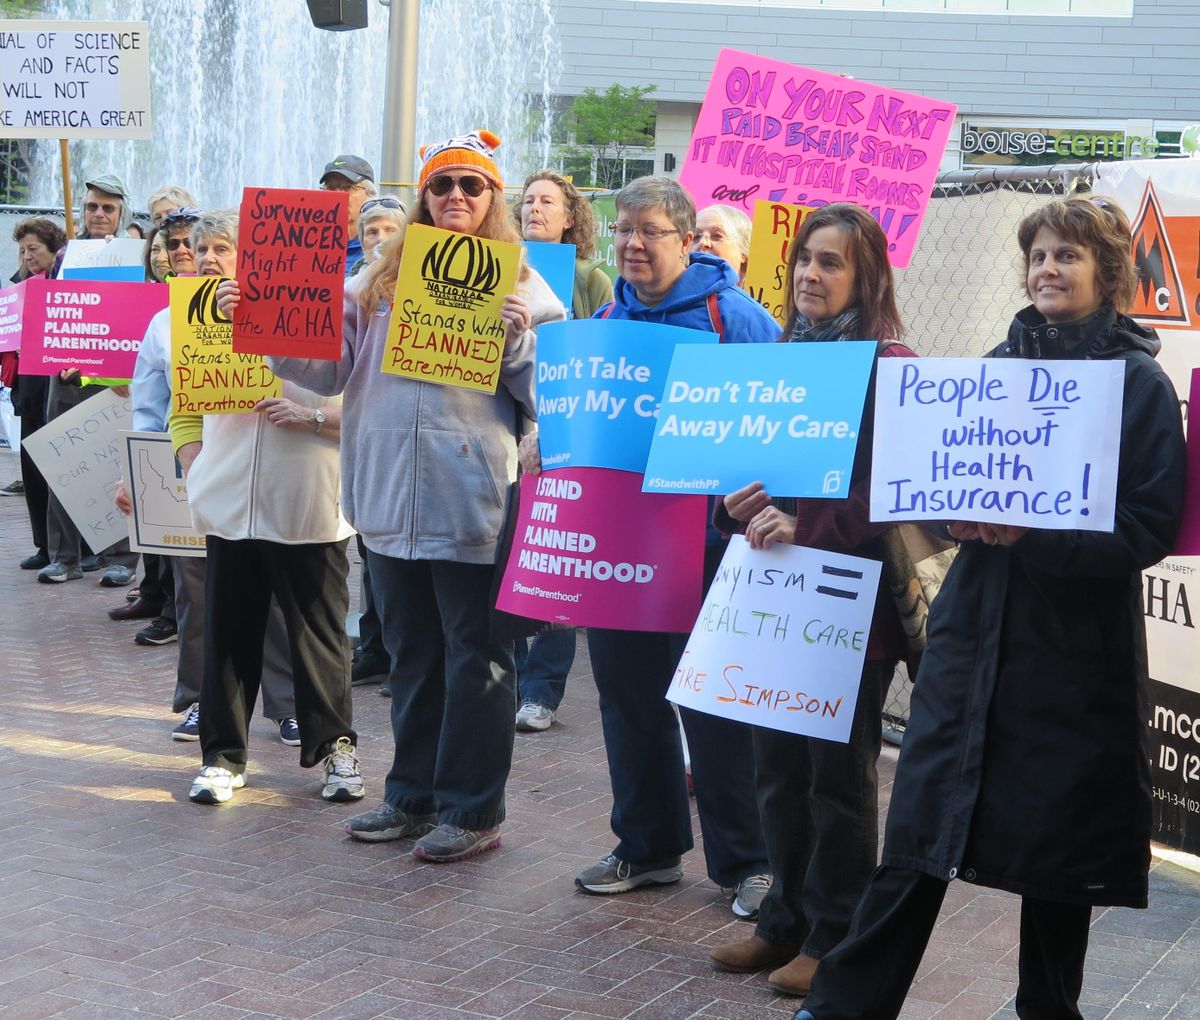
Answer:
[{"left": 359, "top": 183, "right": 524, "bottom": 309}]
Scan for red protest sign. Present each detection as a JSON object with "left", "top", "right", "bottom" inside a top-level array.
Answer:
[{"left": 232, "top": 187, "right": 348, "bottom": 359}]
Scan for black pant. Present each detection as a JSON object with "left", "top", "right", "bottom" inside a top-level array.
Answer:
[
  {"left": 755, "top": 658, "right": 893, "bottom": 956},
  {"left": 354, "top": 534, "right": 385, "bottom": 664},
  {"left": 801, "top": 865, "right": 1092, "bottom": 1020},
  {"left": 16, "top": 375, "right": 49, "bottom": 555},
  {"left": 199, "top": 536, "right": 353, "bottom": 772}
]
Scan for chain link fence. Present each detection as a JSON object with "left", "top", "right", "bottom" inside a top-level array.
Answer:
[{"left": 880, "top": 161, "right": 1097, "bottom": 743}]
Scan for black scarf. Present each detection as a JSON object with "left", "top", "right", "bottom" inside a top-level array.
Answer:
[{"left": 787, "top": 307, "right": 862, "bottom": 344}]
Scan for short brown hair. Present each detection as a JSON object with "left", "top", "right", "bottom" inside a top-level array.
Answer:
[
  {"left": 513, "top": 170, "right": 600, "bottom": 259},
  {"left": 13, "top": 216, "right": 67, "bottom": 253},
  {"left": 1017, "top": 197, "right": 1136, "bottom": 312},
  {"left": 781, "top": 203, "right": 903, "bottom": 341}
]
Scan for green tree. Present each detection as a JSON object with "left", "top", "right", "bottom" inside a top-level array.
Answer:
[{"left": 566, "top": 84, "right": 656, "bottom": 190}]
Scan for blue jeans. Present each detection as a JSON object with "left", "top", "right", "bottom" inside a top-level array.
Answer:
[
  {"left": 754, "top": 658, "right": 895, "bottom": 956},
  {"left": 587, "top": 625, "right": 768, "bottom": 887},
  {"left": 515, "top": 630, "right": 575, "bottom": 711},
  {"left": 369, "top": 552, "right": 515, "bottom": 830}
]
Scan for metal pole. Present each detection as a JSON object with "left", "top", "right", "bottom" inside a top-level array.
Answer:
[
  {"left": 59, "top": 139, "right": 75, "bottom": 237},
  {"left": 380, "top": 0, "right": 420, "bottom": 208}
]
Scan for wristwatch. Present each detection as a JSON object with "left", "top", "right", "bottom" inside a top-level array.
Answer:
[{"left": 313, "top": 409, "right": 326, "bottom": 434}]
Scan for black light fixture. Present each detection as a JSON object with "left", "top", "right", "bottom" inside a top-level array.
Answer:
[
  {"left": 663, "top": 153, "right": 677, "bottom": 172},
  {"left": 305, "top": 0, "right": 368, "bottom": 31}
]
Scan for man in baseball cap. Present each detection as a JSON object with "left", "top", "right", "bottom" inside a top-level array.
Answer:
[{"left": 320, "top": 155, "right": 377, "bottom": 275}]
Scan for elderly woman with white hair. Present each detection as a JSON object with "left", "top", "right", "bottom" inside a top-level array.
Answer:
[{"left": 691, "top": 203, "right": 753, "bottom": 283}]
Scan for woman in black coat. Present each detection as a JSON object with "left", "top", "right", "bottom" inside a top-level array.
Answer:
[{"left": 796, "top": 198, "right": 1187, "bottom": 1020}]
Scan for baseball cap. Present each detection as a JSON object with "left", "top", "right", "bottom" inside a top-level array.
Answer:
[{"left": 320, "top": 155, "right": 375, "bottom": 185}]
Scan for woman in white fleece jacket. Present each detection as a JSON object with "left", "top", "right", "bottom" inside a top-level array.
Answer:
[{"left": 225, "top": 132, "right": 564, "bottom": 863}]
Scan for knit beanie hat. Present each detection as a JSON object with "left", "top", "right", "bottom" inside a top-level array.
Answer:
[{"left": 418, "top": 131, "right": 503, "bottom": 193}]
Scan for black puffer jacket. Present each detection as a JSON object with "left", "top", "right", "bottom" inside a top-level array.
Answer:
[{"left": 881, "top": 305, "right": 1186, "bottom": 908}]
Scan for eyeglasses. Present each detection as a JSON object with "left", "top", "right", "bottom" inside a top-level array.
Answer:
[
  {"left": 613, "top": 223, "right": 679, "bottom": 242},
  {"left": 166, "top": 236, "right": 193, "bottom": 252},
  {"left": 427, "top": 174, "right": 488, "bottom": 198},
  {"left": 360, "top": 197, "right": 405, "bottom": 214},
  {"left": 322, "top": 179, "right": 362, "bottom": 193},
  {"left": 85, "top": 201, "right": 120, "bottom": 215},
  {"left": 694, "top": 229, "right": 729, "bottom": 244}
]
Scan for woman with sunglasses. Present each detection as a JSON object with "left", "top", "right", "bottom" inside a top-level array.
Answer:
[
  {"left": 350, "top": 197, "right": 407, "bottom": 278},
  {"left": 238, "top": 131, "right": 564, "bottom": 862}
]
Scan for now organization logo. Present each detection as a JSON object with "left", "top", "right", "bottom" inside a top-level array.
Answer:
[{"left": 420, "top": 234, "right": 501, "bottom": 312}]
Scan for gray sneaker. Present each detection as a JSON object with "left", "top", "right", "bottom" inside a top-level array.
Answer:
[
  {"left": 411, "top": 823, "right": 501, "bottom": 862},
  {"left": 731, "top": 873, "right": 773, "bottom": 920},
  {"left": 344, "top": 803, "right": 438, "bottom": 843},
  {"left": 37, "top": 562, "right": 83, "bottom": 584},
  {"left": 515, "top": 702, "right": 555, "bottom": 732},
  {"left": 575, "top": 853, "right": 683, "bottom": 894},
  {"left": 321, "top": 737, "right": 365, "bottom": 801}
]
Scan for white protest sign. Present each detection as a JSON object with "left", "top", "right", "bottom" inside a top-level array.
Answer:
[
  {"left": 871, "top": 358, "right": 1124, "bottom": 532},
  {"left": 667, "top": 536, "right": 880, "bottom": 742},
  {"left": 22, "top": 387, "right": 132, "bottom": 552},
  {"left": 0, "top": 21, "right": 151, "bottom": 140},
  {"left": 118, "top": 431, "right": 204, "bottom": 557},
  {"left": 59, "top": 238, "right": 147, "bottom": 274}
]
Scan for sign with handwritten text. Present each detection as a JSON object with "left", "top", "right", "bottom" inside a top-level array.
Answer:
[
  {"left": 871, "top": 358, "right": 1124, "bottom": 531},
  {"left": 1174, "top": 368, "right": 1200, "bottom": 555},
  {"left": 524, "top": 241, "right": 575, "bottom": 317},
  {"left": 679, "top": 50, "right": 957, "bottom": 267},
  {"left": 0, "top": 279, "right": 26, "bottom": 353},
  {"left": 169, "top": 276, "right": 280, "bottom": 416},
  {"left": 743, "top": 200, "right": 815, "bottom": 325},
  {"left": 496, "top": 467, "right": 707, "bottom": 633},
  {"left": 382, "top": 223, "right": 520, "bottom": 393},
  {"left": 19, "top": 277, "right": 167, "bottom": 377},
  {"left": 643, "top": 341, "right": 875, "bottom": 497},
  {"left": 668, "top": 536, "right": 879, "bottom": 741},
  {"left": 232, "top": 187, "right": 348, "bottom": 359},
  {"left": 537, "top": 319, "right": 718, "bottom": 473},
  {"left": 0, "top": 19, "right": 151, "bottom": 140},
  {"left": 22, "top": 388, "right": 133, "bottom": 552}
]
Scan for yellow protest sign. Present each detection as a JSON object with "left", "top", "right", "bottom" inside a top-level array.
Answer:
[
  {"left": 381, "top": 223, "right": 521, "bottom": 394},
  {"left": 743, "top": 200, "right": 815, "bottom": 326},
  {"left": 169, "top": 276, "right": 281, "bottom": 415}
]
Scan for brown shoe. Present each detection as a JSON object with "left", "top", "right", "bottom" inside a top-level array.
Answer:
[
  {"left": 767, "top": 952, "right": 819, "bottom": 996},
  {"left": 710, "top": 935, "right": 801, "bottom": 973},
  {"left": 108, "top": 597, "right": 165, "bottom": 621}
]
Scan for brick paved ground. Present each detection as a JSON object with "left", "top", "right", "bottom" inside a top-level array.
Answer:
[{"left": 1, "top": 447, "right": 1198, "bottom": 1020}]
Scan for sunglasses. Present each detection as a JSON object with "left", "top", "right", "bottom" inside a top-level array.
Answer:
[
  {"left": 360, "top": 197, "right": 405, "bottom": 214},
  {"left": 166, "top": 236, "right": 193, "bottom": 252},
  {"left": 85, "top": 202, "right": 120, "bottom": 215},
  {"left": 427, "top": 174, "right": 488, "bottom": 198}
]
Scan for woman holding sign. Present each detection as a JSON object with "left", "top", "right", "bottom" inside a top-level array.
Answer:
[
  {"left": 254, "top": 131, "right": 564, "bottom": 863},
  {"left": 711, "top": 203, "right": 913, "bottom": 996},
  {"left": 795, "top": 200, "right": 1187, "bottom": 1020}
]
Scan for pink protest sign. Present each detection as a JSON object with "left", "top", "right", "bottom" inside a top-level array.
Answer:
[
  {"left": 0, "top": 279, "right": 27, "bottom": 353},
  {"left": 679, "top": 49, "right": 957, "bottom": 267},
  {"left": 496, "top": 467, "right": 707, "bottom": 633},
  {"left": 1174, "top": 368, "right": 1200, "bottom": 555},
  {"left": 19, "top": 278, "right": 168, "bottom": 378}
]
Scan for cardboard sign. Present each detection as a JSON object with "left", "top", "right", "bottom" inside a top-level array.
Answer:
[
  {"left": 59, "top": 239, "right": 147, "bottom": 277},
  {"left": 667, "top": 536, "right": 880, "bottom": 742},
  {"left": 871, "top": 357, "right": 1124, "bottom": 531},
  {"left": 0, "top": 279, "right": 26, "bottom": 354},
  {"left": 678, "top": 49, "right": 957, "bottom": 267},
  {"left": 643, "top": 341, "right": 876, "bottom": 497},
  {"left": 0, "top": 20, "right": 151, "bottom": 140},
  {"left": 118, "top": 430, "right": 204, "bottom": 557},
  {"left": 169, "top": 276, "right": 280, "bottom": 415},
  {"left": 536, "top": 319, "right": 718, "bottom": 473},
  {"left": 743, "top": 200, "right": 815, "bottom": 325},
  {"left": 381, "top": 223, "right": 521, "bottom": 393},
  {"left": 19, "top": 277, "right": 167, "bottom": 378},
  {"left": 22, "top": 388, "right": 133, "bottom": 552},
  {"left": 1174, "top": 368, "right": 1200, "bottom": 556},
  {"left": 232, "top": 187, "right": 348, "bottom": 359},
  {"left": 496, "top": 467, "right": 707, "bottom": 633},
  {"left": 524, "top": 241, "right": 576, "bottom": 317}
]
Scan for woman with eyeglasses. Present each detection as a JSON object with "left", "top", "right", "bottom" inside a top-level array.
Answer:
[
  {"left": 520, "top": 175, "right": 777, "bottom": 915},
  {"left": 691, "top": 203, "right": 753, "bottom": 284},
  {"left": 241, "top": 131, "right": 564, "bottom": 862}
]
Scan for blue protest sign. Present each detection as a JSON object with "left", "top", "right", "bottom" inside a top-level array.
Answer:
[
  {"left": 524, "top": 241, "right": 576, "bottom": 317},
  {"left": 62, "top": 265, "right": 145, "bottom": 282},
  {"left": 642, "top": 341, "right": 876, "bottom": 497},
  {"left": 537, "top": 319, "right": 718, "bottom": 473}
]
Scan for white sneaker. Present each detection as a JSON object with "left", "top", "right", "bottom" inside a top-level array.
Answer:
[
  {"left": 515, "top": 702, "right": 555, "bottom": 732},
  {"left": 188, "top": 765, "right": 245, "bottom": 804},
  {"left": 322, "top": 737, "right": 365, "bottom": 801}
]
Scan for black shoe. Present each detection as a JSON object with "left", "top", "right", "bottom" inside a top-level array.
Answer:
[
  {"left": 20, "top": 550, "right": 50, "bottom": 570},
  {"left": 135, "top": 618, "right": 178, "bottom": 645},
  {"left": 351, "top": 655, "right": 388, "bottom": 686}
]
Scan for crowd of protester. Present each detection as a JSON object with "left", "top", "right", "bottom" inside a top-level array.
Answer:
[{"left": 1, "top": 129, "right": 1185, "bottom": 1017}]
